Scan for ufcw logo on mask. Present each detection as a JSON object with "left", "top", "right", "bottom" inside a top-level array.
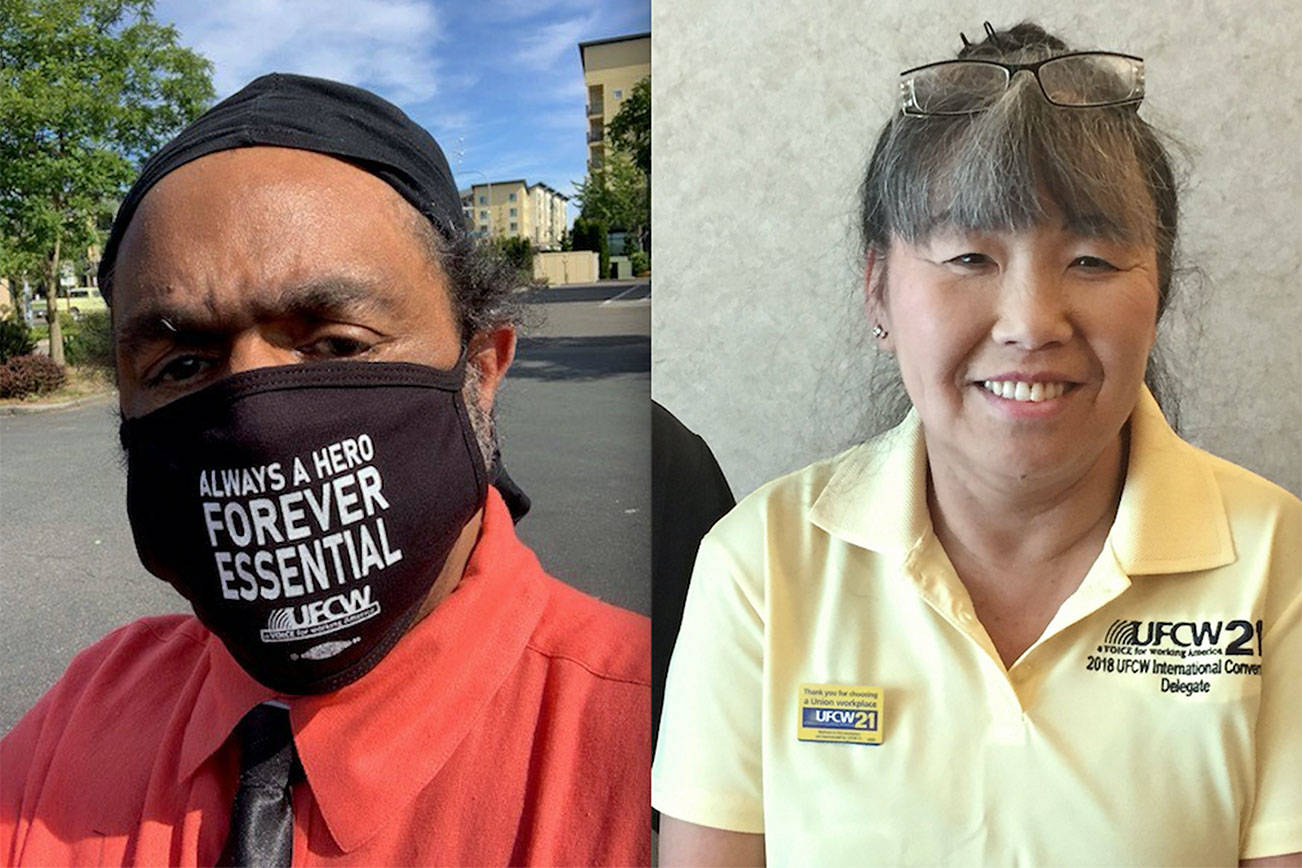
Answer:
[{"left": 260, "top": 585, "right": 381, "bottom": 643}]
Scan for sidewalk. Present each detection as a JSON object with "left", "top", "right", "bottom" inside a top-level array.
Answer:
[{"left": 0, "top": 390, "right": 116, "bottom": 415}]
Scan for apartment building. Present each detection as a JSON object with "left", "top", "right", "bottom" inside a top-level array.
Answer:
[
  {"left": 528, "top": 182, "right": 568, "bottom": 249},
  {"left": 460, "top": 179, "right": 569, "bottom": 250},
  {"left": 578, "top": 32, "right": 650, "bottom": 171}
]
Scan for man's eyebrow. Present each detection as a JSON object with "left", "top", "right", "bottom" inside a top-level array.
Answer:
[
  {"left": 114, "top": 276, "right": 401, "bottom": 351},
  {"left": 115, "top": 306, "right": 218, "bottom": 352},
  {"left": 270, "top": 276, "right": 400, "bottom": 320}
]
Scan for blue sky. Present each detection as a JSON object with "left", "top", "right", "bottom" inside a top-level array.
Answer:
[{"left": 150, "top": 0, "right": 650, "bottom": 222}]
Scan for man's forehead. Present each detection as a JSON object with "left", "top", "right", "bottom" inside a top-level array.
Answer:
[
  {"left": 114, "top": 148, "right": 438, "bottom": 287},
  {"left": 109, "top": 155, "right": 452, "bottom": 352},
  {"left": 128, "top": 146, "right": 415, "bottom": 229}
]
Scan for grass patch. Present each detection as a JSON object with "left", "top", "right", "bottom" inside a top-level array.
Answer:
[{"left": 0, "top": 364, "right": 116, "bottom": 407}]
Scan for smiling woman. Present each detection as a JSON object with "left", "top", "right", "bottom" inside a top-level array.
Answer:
[{"left": 652, "top": 20, "right": 1301, "bottom": 868}]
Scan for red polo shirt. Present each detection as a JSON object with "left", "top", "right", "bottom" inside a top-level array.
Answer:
[{"left": 1, "top": 488, "right": 650, "bottom": 866}]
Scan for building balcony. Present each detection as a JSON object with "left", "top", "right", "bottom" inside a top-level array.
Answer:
[
  {"left": 586, "top": 102, "right": 602, "bottom": 117},
  {"left": 587, "top": 129, "right": 603, "bottom": 143}
]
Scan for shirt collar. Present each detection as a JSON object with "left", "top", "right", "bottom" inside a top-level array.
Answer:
[
  {"left": 1108, "top": 386, "right": 1235, "bottom": 574},
  {"left": 808, "top": 410, "right": 931, "bottom": 554},
  {"left": 177, "top": 487, "right": 549, "bottom": 853},
  {"left": 808, "top": 386, "right": 1235, "bottom": 575}
]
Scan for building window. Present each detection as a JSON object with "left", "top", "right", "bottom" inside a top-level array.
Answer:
[
  {"left": 509, "top": 208, "right": 517, "bottom": 217},
  {"left": 480, "top": 210, "right": 487, "bottom": 219},
  {"left": 614, "top": 89, "right": 623, "bottom": 99},
  {"left": 508, "top": 192, "right": 516, "bottom": 202},
  {"left": 509, "top": 222, "right": 517, "bottom": 231},
  {"left": 478, "top": 195, "right": 486, "bottom": 205}
]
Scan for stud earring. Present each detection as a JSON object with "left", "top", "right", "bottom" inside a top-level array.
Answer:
[{"left": 872, "top": 324, "right": 888, "bottom": 339}]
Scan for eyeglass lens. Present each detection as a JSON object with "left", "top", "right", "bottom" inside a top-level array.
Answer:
[
  {"left": 907, "top": 64, "right": 1008, "bottom": 114},
  {"left": 1037, "top": 54, "right": 1142, "bottom": 106},
  {"left": 905, "top": 54, "right": 1143, "bottom": 114}
]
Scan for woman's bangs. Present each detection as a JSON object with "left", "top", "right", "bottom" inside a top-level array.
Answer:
[{"left": 882, "top": 82, "right": 1156, "bottom": 247}]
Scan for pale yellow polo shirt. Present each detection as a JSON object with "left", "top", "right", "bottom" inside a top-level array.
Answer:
[{"left": 652, "top": 388, "right": 1301, "bottom": 865}]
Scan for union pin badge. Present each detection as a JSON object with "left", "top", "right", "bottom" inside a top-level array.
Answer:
[{"left": 797, "top": 683, "right": 883, "bottom": 745}]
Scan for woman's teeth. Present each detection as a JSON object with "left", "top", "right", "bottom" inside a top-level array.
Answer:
[{"left": 982, "top": 380, "right": 1068, "bottom": 402}]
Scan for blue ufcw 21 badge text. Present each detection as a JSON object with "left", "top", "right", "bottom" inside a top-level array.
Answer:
[
  {"left": 797, "top": 683, "right": 883, "bottom": 745},
  {"left": 802, "top": 707, "right": 878, "bottom": 730}
]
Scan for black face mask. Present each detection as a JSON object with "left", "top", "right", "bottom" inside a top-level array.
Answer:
[{"left": 119, "top": 359, "right": 488, "bottom": 695}]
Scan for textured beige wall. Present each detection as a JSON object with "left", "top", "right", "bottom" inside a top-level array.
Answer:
[{"left": 651, "top": 0, "right": 1302, "bottom": 498}]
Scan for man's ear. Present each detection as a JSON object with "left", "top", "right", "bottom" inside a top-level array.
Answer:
[
  {"left": 467, "top": 325, "right": 516, "bottom": 410},
  {"left": 864, "top": 249, "right": 894, "bottom": 353}
]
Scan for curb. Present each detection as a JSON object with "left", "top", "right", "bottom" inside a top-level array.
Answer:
[{"left": 0, "top": 391, "right": 116, "bottom": 416}]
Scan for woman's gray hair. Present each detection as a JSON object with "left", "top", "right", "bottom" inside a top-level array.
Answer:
[{"left": 857, "top": 21, "right": 1186, "bottom": 436}]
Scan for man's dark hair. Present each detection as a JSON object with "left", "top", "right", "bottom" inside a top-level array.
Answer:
[{"left": 403, "top": 210, "right": 525, "bottom": 341}]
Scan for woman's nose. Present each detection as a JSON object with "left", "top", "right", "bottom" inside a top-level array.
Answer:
[{"left": 989, "top": 267, "right": 1074, "bottom": 350}]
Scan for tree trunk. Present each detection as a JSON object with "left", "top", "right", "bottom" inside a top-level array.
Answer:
[
  {"left": 5, "top": 274, "right": 22, "bottom": 320},
  {"left": 46, "top": 234, "right": 64, "bottom": 366}
]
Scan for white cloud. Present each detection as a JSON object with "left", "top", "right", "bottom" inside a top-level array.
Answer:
[
  {"left": 156, "top": 0, "right": 445, "bottom": 103},
  {"left": 512, "top": 11, "right": 600, "bottom": 70},
  {"left": 470, "top": 0, "right": 604, "bottom": 24}
]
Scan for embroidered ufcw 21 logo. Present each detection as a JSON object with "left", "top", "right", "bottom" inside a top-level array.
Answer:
[
  {"left": 1103, "top": 618, "right": 1262, "bottom": 655},
  {"left": 1087, "top": 616, "right": 1264, "bottom": 698}
]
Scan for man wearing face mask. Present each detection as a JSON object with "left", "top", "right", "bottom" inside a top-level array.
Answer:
[{"left": 0, "top": 74, "right": 650, "bottom": 867}]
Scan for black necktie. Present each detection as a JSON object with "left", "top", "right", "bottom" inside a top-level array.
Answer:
[{"left": 217, "top": 704, "right": 301, "bottom": 868}]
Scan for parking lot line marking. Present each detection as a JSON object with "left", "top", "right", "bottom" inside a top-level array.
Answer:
[{"left": 600, "top": 285, "right": 646, "bottom": 306}]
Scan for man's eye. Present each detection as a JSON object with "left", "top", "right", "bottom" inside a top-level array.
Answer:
[
  {"left": 300, "top": 336, "right": 373, "bottom": 358},
  {"left": 150, "top": 356, "right": 212, "bottom": 385},
  {"left": 1072, "top": 255, "right": 1118, "bottom": 271}
]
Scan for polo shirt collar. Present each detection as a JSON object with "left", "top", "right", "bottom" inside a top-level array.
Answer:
[
  {"left": 808, "top": 386, "right": 1235, "bottom": 575},
  {"left": 1108, "top": 386, "right": 1235, "bottom": 574},
  {"left": 176, "top": 487, "right": 549, "bottom": 853},
  {"left": 808, "top": 411, "right": 931, "bottom": 554}
]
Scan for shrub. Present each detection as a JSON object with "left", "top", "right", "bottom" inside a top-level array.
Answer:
[
  {"left": 0, "top": 354, "right": 67, "bottom": 399},
  {"left": 630, "top": 250, "right": 650, "bottom": 276},
  {"left": 0, "top": 319, "right": 36, "bottom": 362},
  {"left": 65, "top": 310, "right": 114, "bottom": 368}
]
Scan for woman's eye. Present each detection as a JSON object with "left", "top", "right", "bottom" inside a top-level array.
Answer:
[
  {"left": 1071, "top": 255, "right": 1118, "bottom": 271},
  {"left": 300, "top": 336, "right": 373, "bottom": 358},
  {"left": 150, "top": 355, "right": 212, "bottom": 385},
  {"left": 947, "top": 252, "right": 993, "bottom": 268}
]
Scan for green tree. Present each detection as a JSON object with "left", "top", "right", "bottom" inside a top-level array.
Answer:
[
  {"left": 606, "top": 76, "right": 649, "bottom": 177},
  {"left": 570, "top": 216, "right": 608, "bottom": 280},
  {"left": 0, "top": 0, "right": 213, "bottom": 364},
  {"left": 490, "top": 235, "right": 535, "bottom": 279},
  {"left": 575, "top": 75, "right": 650, "bottom": 258},
  {"left": 574, "top": 149, "right": 647, "bottom": 259}
]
